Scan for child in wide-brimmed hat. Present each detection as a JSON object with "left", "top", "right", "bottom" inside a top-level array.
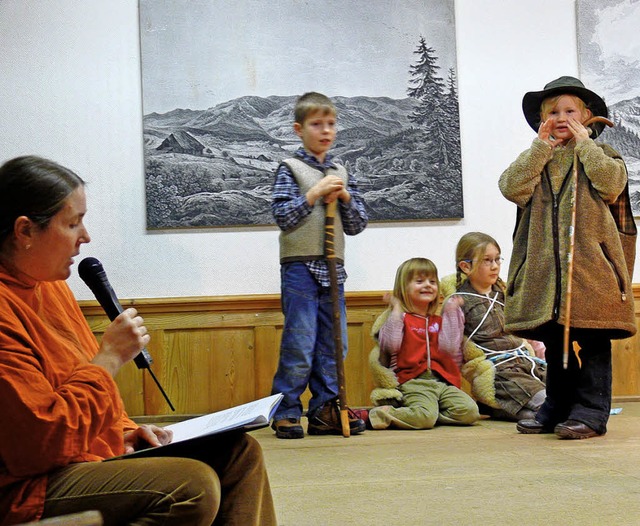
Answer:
[{"left": 498, "top": 76, "right": 637, "bottom": 440}]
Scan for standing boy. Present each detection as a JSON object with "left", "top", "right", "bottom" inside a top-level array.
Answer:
[{"left": 270, "top": 92, "right": 368, "bottom": 439}]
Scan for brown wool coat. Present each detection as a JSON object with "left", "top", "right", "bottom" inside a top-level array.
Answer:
[{"left": 499, "top": 138, "right": 636, "bottom": 341}]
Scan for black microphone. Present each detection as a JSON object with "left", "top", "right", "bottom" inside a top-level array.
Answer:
[
  {"left": 78, "top": 257, "right": 152, "bottom": 369},
  {"left": 78, "top": 257, "right": 175, "bottom": 411}
]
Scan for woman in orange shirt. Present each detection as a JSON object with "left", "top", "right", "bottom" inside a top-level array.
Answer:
[{"left": 0, "top": 156, "right": 276, "bottom": 525}]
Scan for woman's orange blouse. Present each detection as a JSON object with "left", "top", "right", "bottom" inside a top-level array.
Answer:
[{"left": 0, "top": 266, "right": 137, "bottom": 524}]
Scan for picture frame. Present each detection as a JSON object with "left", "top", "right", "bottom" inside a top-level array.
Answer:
[
  {"left": 140, "top": 0, "right": 462, "bottom": 229},
  {"left": 577, "top": 0, "right": 640, "bottom": 216}
]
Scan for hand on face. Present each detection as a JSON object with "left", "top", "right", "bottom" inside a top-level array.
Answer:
[
  {"left": 566, "top": 117, "right": 590, "bottom": 143},
  {"left": 539, "top": 117, "right": 590, "bottom": 147},
  {"left": 538, "top": 95, "right": 592, "bottom": 147},
  {"left": 538, "top": 118, "right": 564, "bottom": 148}
]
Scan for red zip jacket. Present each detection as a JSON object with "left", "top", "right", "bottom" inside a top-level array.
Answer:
[{"left": 392, "top": 313, "right": 461, "bottom": 387}]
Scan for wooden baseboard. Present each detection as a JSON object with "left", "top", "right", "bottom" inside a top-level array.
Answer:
[{"left": 612, "top": 395, "right": 640, "bottom": 403}]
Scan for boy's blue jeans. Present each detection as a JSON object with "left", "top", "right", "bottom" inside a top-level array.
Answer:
[{"left": 271, "top": 262, "right": 347, "bottom": 421}]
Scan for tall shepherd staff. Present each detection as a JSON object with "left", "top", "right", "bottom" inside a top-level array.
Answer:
[
  {"left": 324, "top": 199, "right": 350, "bottom": 437},
  {"left": 562, "top": 116, "right": 614, "bottom": 369}
]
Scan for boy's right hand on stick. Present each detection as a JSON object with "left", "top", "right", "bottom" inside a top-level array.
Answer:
[{"left": 308, "top": 175, "right": 345, "bottom": 205}]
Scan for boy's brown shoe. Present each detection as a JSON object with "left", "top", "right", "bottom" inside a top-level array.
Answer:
[
  {"left": 554, "top": 420, "right": 603, "bottom": 440},
  {"left": 271, "top": 418, "right": 304, "bottom": 439},
  {"left": 307, "top": 399, "right": 366, "bottom": 435}
]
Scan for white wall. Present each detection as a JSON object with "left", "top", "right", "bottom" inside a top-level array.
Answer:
[{"left": 2, "top": 0, "right": 611, "bottom": 301}]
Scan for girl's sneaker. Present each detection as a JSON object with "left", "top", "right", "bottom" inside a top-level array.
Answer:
[{"left": 351, "top": 408, "right": 373, "bottom": 430}]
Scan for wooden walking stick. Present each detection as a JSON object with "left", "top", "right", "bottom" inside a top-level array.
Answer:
[
  {"left": 325, "top": 199, "right": 350, "bottom": 437},
  {"left": 562, "top": 115, "right": 615, "bottom": 369}
]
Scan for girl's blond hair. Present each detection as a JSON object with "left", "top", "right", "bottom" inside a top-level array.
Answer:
[
  {"left": 455, "top": 232, "right": 505, "bottom": 290},
  {"left": 540, "top": 94, "right": 592, "bottom": 122},
  {"left": 392, "top": 258, "right": 439, "bottom": 315}
]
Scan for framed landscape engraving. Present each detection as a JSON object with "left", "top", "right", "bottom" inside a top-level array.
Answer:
[
  {"left": 140, "top": 0, "right": 462, "bottom": 228},
  {"left": 577, "top": 0, "right": 640, "bottom": 215}
]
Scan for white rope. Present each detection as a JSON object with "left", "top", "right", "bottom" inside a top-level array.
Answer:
[
  {"left": 464, "top": 291, "right": 499, "bottom": 341},
  {"left": 452, "top": 290, "right": 542, "bottom": 380}
]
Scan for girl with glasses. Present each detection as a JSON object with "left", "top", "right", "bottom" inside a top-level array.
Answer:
[{"left": 440, "top": 232, "right": 547, "bottom": 422}]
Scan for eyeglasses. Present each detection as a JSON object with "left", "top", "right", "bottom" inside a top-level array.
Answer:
[{"left": 463, "top": 257, "right": 504, "bottom": 267}]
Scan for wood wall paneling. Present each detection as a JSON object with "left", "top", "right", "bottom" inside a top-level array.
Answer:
[{"left": 80, "top": 289, "right": 640, "bottom": 419}]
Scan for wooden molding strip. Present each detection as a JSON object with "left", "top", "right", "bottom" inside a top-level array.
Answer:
[
  {"left": 78, "top": 290, "right": 391, "bottom": 315},
  {"left": 79, "top": 284, "right": 640, "bottom": 316}
]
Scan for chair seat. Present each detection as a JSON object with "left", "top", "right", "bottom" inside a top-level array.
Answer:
[{"left": 16, "top": 510, "right": 103, "bottom": 526}]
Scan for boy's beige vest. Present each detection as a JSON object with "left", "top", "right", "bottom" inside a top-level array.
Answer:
[{"left": 279, "top": 158, "right": 347, "bottom": 265}]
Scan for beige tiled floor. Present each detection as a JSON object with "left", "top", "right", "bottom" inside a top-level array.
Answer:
[{"left": 255, "top": 403, "right": 640, "bottom": 526}]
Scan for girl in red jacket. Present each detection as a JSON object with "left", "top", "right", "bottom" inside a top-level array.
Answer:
[{"left": 358, "top": 258, "right": 479, "bottom": 430}]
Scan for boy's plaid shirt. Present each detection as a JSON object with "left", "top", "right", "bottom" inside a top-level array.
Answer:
[{"left": 272, "top": 148, "right": 368, "bottom": 286}]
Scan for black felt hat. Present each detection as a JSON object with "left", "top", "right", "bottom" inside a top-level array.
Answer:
[{"left": 522, "top": 76, "right": 608, "bottom": 137}]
